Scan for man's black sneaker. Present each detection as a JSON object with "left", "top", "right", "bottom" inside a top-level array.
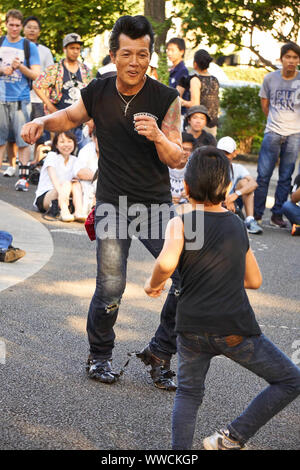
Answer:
[
  {"left": 270, "top": 214, "right": 287, "bottom": 228},
  {"left": 136, "top": 345, "right": 176, "bottom": 391},
  {"left": 86, "top": 357, "right": 119, "bottom": 384}
]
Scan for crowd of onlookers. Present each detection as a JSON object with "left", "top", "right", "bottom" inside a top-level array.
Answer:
[{"left": 0, "top": 8, "right": 299, "bottom": 255}]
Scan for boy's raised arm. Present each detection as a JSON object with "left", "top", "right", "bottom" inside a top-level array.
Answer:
[{"left": 144, "top": 216, "right": 184, "bottom": 297}]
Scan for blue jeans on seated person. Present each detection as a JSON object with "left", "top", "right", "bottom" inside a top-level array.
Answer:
[
  {"left": 254, "top": 131, "right": 300, "bottom": 218},
  {"left": 0, "top": 231, "right": 13, "bottom": 253},
  {"left": 172, "top": 332, "right": 300, "bottom": 449},
  {"left": 282, "top": 200, "right": 300, "bottom": 225},
  {"left": 87, "top": 200, "right": 180, "bottom": 361}
]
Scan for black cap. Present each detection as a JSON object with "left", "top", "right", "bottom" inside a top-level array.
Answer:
[{"left": 185, "top": 105, "right": 211, "bottom": 122}]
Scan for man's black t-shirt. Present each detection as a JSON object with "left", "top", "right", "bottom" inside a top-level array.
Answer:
[
  {"left": 81, "top": 76, "right": 178, "bottom": 205},
  {"left": 176, "top": 210, "right": 261, "bottom": 336}
]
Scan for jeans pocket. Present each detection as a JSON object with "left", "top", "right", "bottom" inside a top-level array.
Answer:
[{"left": 214, "top": 335, "right": 255, "bottom": 364}]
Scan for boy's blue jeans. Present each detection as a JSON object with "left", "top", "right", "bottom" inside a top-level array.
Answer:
[
  {"left": 87, "top": 200, "right": 180, "bottom": 361},
  {"left": 254, "top": 131, "right": 300, "bottom": 218},
  {"left": 172, "top": 332, "right": 300, "bottom": 449},
  {"left": 282, "top": 201, "right": 300, "bottom": 225}
]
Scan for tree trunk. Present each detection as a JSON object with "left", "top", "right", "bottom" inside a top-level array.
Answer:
[{"left": 144, "top": 0, "right": 167, "bottom": 54}]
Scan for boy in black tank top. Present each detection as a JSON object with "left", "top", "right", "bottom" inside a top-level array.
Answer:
[{"left": 145, "top": 146, "right": 300, "bottom": 450}]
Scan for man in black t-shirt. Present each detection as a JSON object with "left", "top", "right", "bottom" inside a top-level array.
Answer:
[{"left": 21, "top": 16, "right": 183, "bottom": 390}]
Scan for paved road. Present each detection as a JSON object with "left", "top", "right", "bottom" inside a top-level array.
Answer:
[{"left": 0, "top": 162, "right": 299, "bottom": 451}]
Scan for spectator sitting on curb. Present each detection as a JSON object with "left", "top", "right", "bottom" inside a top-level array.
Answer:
[
  {"left": 169, "top": 132, "right": 196, "bottom": 205},
  {"left": 184, "top": 105, "right": 217, "bottom": 148},
  {"left": 0, "top": 231, "right": 25, "bottom": 262},
  {"left": 72, "top": 129, "right": 99, "bottom": 217},
  {"left": 217, "top": 136, "right": 263, "bottom": 235},
  {"left": 34, "top": 131, "right": 86, "bottom": 222},
  {"left": 282, "top": 173, "right": 300, "bottom": 236}
]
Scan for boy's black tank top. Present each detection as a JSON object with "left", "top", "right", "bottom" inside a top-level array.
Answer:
[
  {"left": 81, "top": 76, "right": 178, "bottom": 206},
  {"left": 176, "top": 210, "right": 261, "bottom": 336}
]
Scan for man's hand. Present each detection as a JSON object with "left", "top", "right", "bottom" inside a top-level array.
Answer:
[
  {"left": 134, "top": 114, "right": 163, "bottom": 143},
  {"left": 21, "top": 119, "right": 45, "bottom": 145},
  {"left": 144, "top": 277, "right": 165, "bottom": 298},
  {"left": 11, "top": 57, "right": 21, "bottom": 70}
]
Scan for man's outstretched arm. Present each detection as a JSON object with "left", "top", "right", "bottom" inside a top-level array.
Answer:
[{"left": 21, "top": 98, "right": 90, "bottom": 145}]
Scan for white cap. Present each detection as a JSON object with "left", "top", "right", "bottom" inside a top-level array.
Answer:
[{"left": 217, "top": 136, "right": 237, "bottom": 154}]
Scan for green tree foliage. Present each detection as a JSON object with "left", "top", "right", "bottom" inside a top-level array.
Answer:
[
  {"left": 173, "top": 0, "right": 300, "bottom": 69},
  {"left": 219, "top": 85, "right": 266, "bottom": 154},
  {"left": 0, "top": 0, "right": 135, "bottom": 54}
]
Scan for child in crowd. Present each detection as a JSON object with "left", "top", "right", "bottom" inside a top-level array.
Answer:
[
  {"left": 169, "top": 132, "right": 195, "bottom": 205},
  {"left": 282, "top": 173, "right": 300, "bottom": 236},
  {"left": 184, "top": 105, "right": 217, "bottom": 148},
  {"left": 144, "top": 146, "right": 300, "bottom": 450},
  {"left": 217, "top": 136, "right": 263, "bottom": 234},
  {"left": 34, "top": 131, "right": 85, "bottom": 222}
]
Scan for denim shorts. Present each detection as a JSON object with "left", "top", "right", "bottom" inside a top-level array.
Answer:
[{"left": 0, "top": 100, "right": 31, "bottom": 147}]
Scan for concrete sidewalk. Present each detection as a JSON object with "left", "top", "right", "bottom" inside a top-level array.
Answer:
[{"left": 0, "top": 200, "right": 54, "bottom": 292}]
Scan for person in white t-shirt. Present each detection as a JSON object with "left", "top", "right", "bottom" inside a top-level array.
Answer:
[
  {"left": 34, "top": 131, "right": 85, "bottom": 222},
  {"left": 73, "top": 130, "right": 99, "bottom": 216},
  {"left": 217, "top": 136, "right": 263, "bottom": 234}
]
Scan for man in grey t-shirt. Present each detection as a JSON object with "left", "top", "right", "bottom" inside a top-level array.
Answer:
[{"left": 254, "top": 42, "right": 300, "bottom": 228}]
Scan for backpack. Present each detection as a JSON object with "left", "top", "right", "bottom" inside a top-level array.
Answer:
[{"left": 0, "top": 36, "right": 32, "bottom": 89}]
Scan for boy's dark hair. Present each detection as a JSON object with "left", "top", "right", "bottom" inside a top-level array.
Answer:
[
  {"left": 185, "top": 146, "right": 231, "bottom": 204},
  {"left": 23, "top": 16, "right": 41, "bottom": 29},
  {"left": 5, "top": 9, "right": 23, "bottom": 23},
  {"left": 166, "top": 37, "right": 186, "bottom": 55},
  {"left": 109, "top": 15, "right": 154, "bottom": 55},
  {"left": 194, "top": 49, "right": 213, "bottom": 71},
  {"left": 182, "top": 132, "right": 196, "bottom": 147},
  {"left": 280, "top": 42, "right": 300, "bottom": 59},
  {"left": 51, "top": 131, "right": 77, "bottom": 154}
]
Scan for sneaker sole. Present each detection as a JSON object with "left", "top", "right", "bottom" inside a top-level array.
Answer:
[
  {"left": 247, "top": 229, "right": 263, "bottom": 234},
  {"left": 203, "top": 437, "right": 217, "bottom": 450}
]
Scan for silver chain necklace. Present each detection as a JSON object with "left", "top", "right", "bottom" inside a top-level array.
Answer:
[{"left": 115, "top": 76, "right": 146, "bottom": 116}]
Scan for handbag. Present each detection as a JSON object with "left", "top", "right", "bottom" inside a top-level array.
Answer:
[{"left": 84, "top": 207, "right": 96, "bottom": 241}]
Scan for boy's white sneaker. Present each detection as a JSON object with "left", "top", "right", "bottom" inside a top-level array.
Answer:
[{"left": 203, "top": 429, "right": 246, "bottom": 450}]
